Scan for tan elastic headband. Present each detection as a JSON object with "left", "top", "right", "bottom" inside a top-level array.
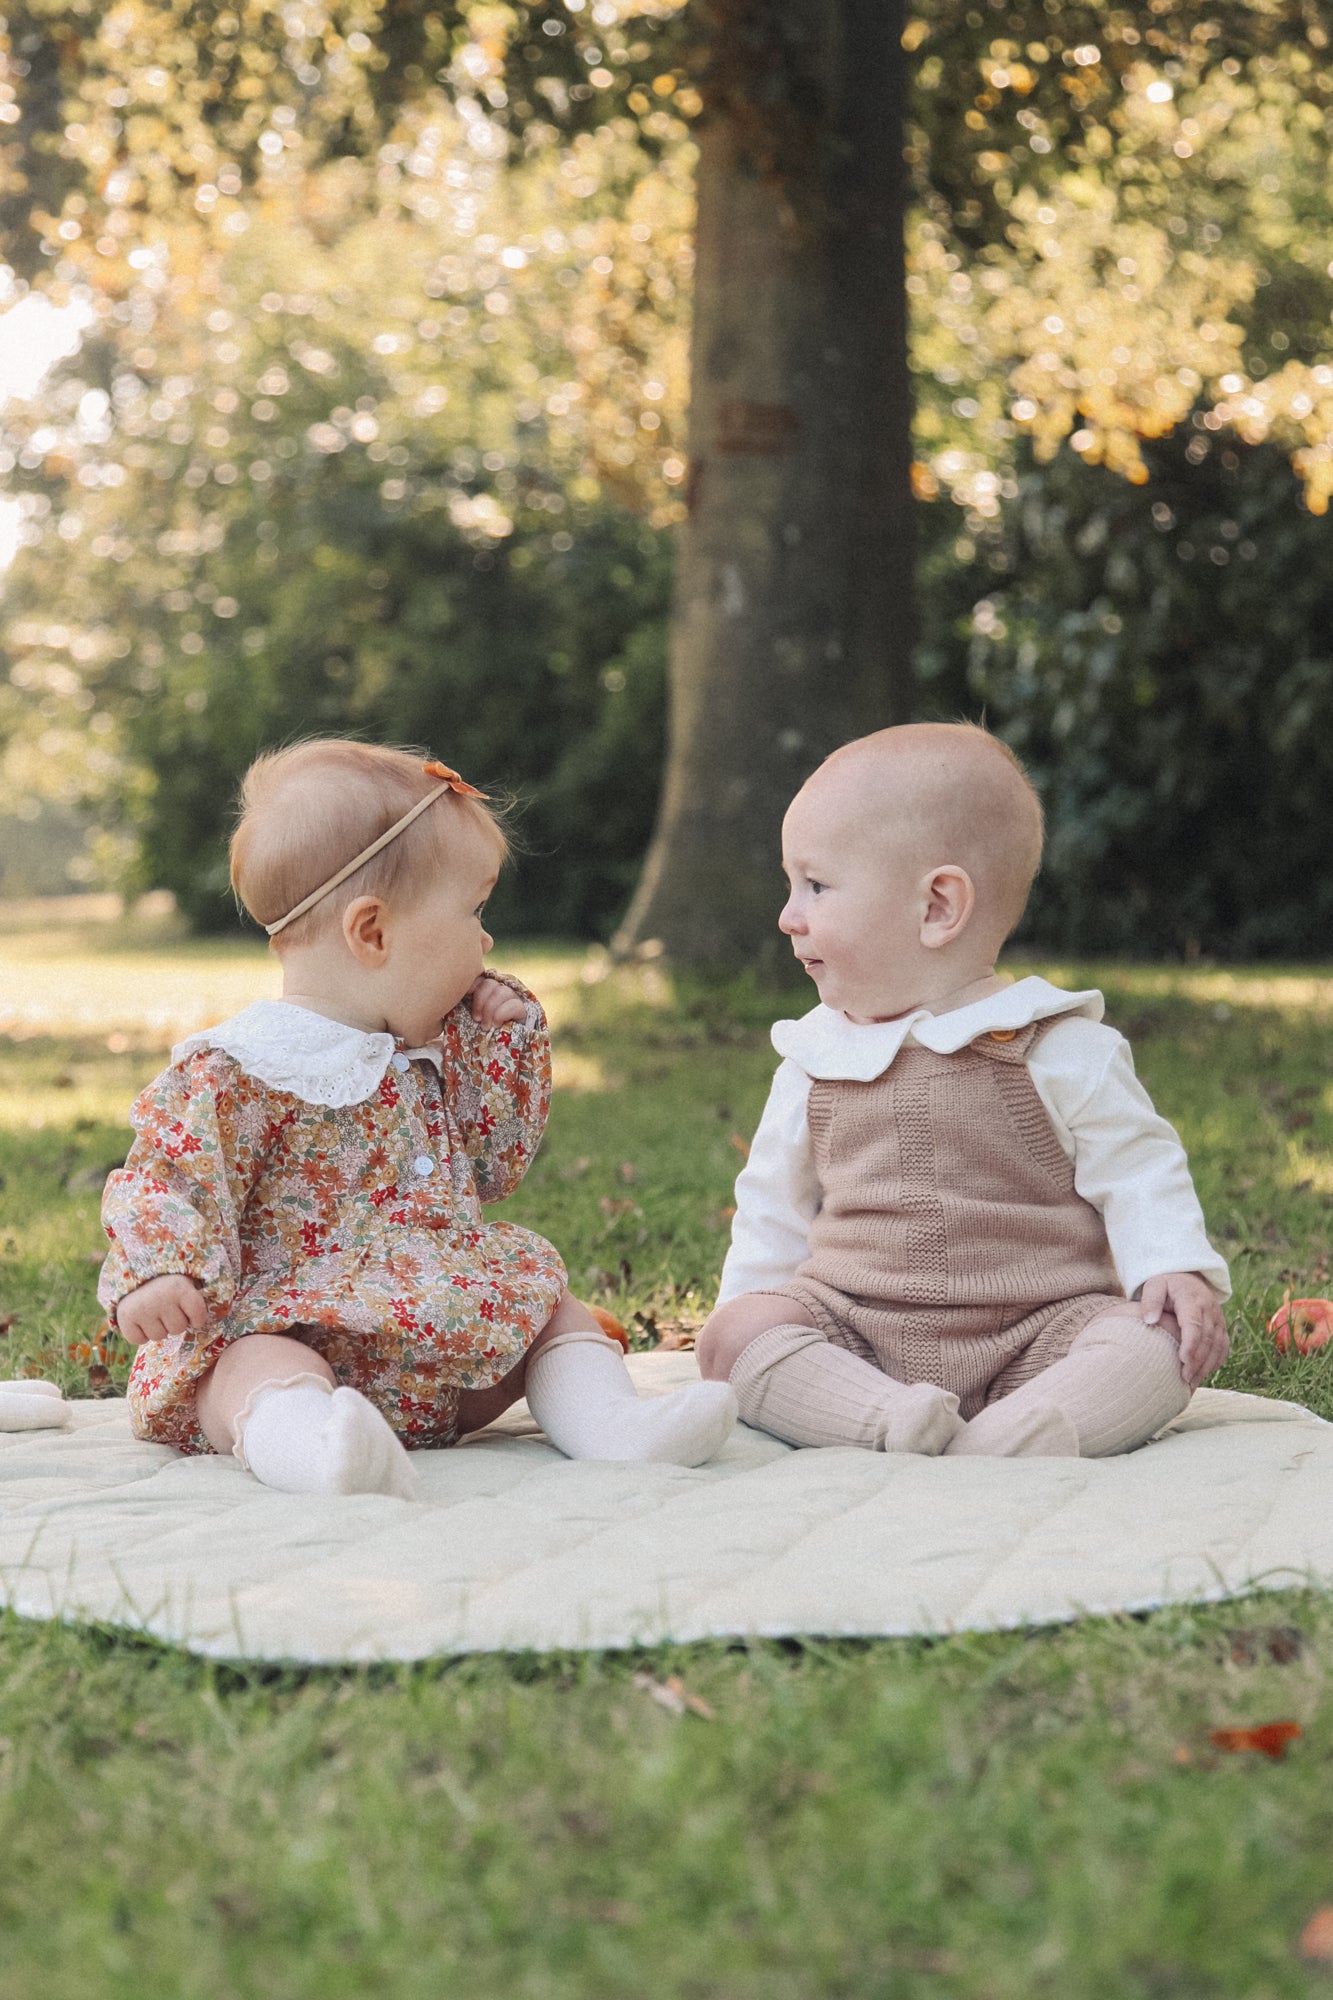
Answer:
[{"left": 264, "top": 760, "right": 489, "bottom": 938}]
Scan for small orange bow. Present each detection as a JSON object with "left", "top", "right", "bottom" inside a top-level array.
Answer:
[{"left": 423, "top": 759, "right": 489, "bottom": 799}]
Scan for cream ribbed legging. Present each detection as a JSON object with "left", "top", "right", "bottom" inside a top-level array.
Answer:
[{"left": 729, "top": 1309, "right": 1189, "bottom": 1459}]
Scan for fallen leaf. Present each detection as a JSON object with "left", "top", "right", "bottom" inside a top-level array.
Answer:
[
  {"left": 0, "top": 1316, "right": 15, "bottom": 1338},
  {"left": 729, "top": 1132, "right": 750, "bottom": 1159},
  {"left": 654, "top": 1321, "right": 698, "bottom": 1352},
  {"left": 1299, "top": 1908, "right": 1333, "bottom": 1962},
  {"left": 1227, "top": 1626, "right": 1304, "bottom": 1668},
  {"left": 1209, "top": 1721, "right": 1302, "bottom": 1760},
  {"left": 598, "top": 1196, "right": 635, "bottom": 1218},
  {"left": 632, "top": 1671, "right": 715, "bottom": 1720},
  {"left": 618, "top": 1161, "right": 638, "bottom": 1184},
  {"left": 1172, "top": 1743, "right": 1195, "bottom": 1766}
]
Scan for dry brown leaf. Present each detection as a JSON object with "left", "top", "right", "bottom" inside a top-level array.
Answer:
[
  {"left": 728, "top": 1132, "right": 750, "bottom": 1159},
  {"left": 618, "top": 1161, "right": 638, "bottom": 1184},
  {"left": 598, "top": 1196, "right": 635, "bottom": 1218},
  {"left": 0, "top": 1315, "right": 16, "bottom": 1338},
  {"left": 654, "top": 1322, "right": 698, "bottom": 1352},
  {"left": 632, "top": 1671, "right": 715, "bottom": 1720}
]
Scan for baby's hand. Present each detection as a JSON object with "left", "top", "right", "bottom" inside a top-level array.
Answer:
[
  {"left": 1140, "top": 1271, "right": 1228, "bottom": 1389},
  {"left": 116, "top": 1274, "right": 208, "bottom": 1347},
  {"left": 468, "top": 975, "right": 527, "bottom": 1030}
]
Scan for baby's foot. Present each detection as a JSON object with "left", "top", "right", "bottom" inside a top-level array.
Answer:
[
  {"left": 0, "top": 1380, "right": 71, "bottom": 1431},
  {"left": 590, "top": 1380, "right": 739, "bottom": 1466},
  {"left": 524, "top": 1336, "right": 737, "bottom": 1466},
  {"left": 945, "top": 1401, "right": 1077, "bottom": 1458},
  {"left": 878, "top": 1382, "right": 964, "bottom": 1456},
  {"left": 237, "top": 1381, "right": 418, "bottom": 1498}
]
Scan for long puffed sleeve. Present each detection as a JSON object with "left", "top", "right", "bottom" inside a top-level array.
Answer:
[
  {"left": 98, "top": 1051, "right": 286, "bottom": 1325},
  {"left": 716, "top": 1059, "right": 823, "bottom": 1305},
  {"left": 440, "top": 974, "right": 552, "bottom": 1204},
  {"left": 1028, "top": 1017, "right": 1231, "bottom": 1301}
]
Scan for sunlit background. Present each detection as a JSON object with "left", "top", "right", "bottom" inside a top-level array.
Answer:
[{"left": 3, "top": 3, "right": 1333, "bottom": 955}]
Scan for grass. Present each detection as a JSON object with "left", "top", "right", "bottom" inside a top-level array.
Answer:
[{"left": 2, "top": 899, "right": 1333, "bottom": 1996}]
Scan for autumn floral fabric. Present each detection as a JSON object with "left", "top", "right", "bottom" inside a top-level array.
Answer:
[{"left": 98, "top": 979, "right": 566, "bottom": 1455}]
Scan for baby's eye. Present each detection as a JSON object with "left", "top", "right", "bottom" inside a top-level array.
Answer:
[
  {"left": 808, "top": 879, "right": 827, "bottom": 895},
  {"left": 474, "top": 902, "right": 489, "bottom": 920}
]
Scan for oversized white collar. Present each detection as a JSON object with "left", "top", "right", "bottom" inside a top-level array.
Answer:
[
  {"left": 770, "top": 976, "right": 1104, "bottom": 1083},
  {"left": 172, "top": 1000, "right": 444, "bottom": 1109}
]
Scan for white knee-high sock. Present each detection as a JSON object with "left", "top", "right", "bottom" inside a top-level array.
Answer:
[
  {"left": 729, "top": 1323, "right": 962, "bottom": 1455},
  {"left": 524, "top": 1334, "right": 737, "bottom": 1465},
  {"left": 235, "top": 1377, "right": 418, "bottom": 1499}
]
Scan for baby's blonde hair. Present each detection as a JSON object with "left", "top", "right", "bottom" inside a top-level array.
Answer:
[{"left": 230, "top": 739, "right": 507, "bottom": 948}]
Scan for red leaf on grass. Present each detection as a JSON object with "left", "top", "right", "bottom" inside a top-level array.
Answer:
[{"left": 1209, "top": 1721, "right": 1302, "bottom": 1759}]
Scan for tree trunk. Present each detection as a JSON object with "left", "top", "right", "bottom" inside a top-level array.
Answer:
[{"left": 614, "top": 0, "right": 914, "bottom": 971}]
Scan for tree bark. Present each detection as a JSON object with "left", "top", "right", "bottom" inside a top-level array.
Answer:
[{"left": 614, "top": 0, "right": 914, "bottom": 971}]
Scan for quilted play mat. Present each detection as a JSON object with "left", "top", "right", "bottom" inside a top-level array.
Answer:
[{"left": 0, "top": 1353, "right": 1328, "bottom": 1663}]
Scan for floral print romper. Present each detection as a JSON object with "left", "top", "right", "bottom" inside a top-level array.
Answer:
[{"left": 98, "top": 977, "right": 567, "bottom": 1454}]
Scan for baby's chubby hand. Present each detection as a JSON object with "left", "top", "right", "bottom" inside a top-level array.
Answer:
[
  {"left": 1140, "top": 1270, "right": 1229, "bottom": 1389},
  {"left": 117, "top": 1274, "right": 208, "bottom": 1347},
  {"left": 468, "top": 974, "right": 527, "bottom": 1030}
]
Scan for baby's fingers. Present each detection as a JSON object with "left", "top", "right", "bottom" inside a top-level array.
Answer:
[
  {"left": 178, "top": 1280, "right": 209, "bottom": 1332},
  {"left": 1178, "top": 1307, "right": 1228, "bottom": 1389},
  {"left": 1140, "top": 1275, "right": 1170, "bottom": 1326}
]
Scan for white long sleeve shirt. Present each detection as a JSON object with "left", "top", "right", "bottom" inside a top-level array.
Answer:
[{"left": 718, "top": 977, "right": 1230, "bottom": 1307}]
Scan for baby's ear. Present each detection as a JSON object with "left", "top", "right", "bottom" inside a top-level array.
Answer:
[
  {"left": 920, "top": 865, "right": 975, "bottom": 949},
  {"left": 342, "top": 895, "right": 388, "bottom": 964}
]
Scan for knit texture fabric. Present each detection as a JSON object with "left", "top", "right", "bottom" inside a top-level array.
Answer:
[
  {"left": 772, "top": 1022, "right": 1126, "bottom": 1419},
  {"left": 945, "top": 1307, "right": 1190, "bottom": 1459},
  {"left": 729, "top": 1323, "right": 962, "bottom": 1455}
]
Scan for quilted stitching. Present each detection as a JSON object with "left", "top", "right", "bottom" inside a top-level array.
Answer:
[{"left": 0, "top": 1358, "right": 1323, "bottom": 1663}]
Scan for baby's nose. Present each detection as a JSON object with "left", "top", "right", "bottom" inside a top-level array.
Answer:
[
  {"left": 778, "top": 900, "right": 801, "bottom": 935},
  {"left": 481, "top": 928, "right": 494, "bottom": 952}
]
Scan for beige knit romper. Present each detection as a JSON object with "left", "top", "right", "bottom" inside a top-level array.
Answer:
[{"left": 767, "top": 1020, "right": 1127, "bottom": 1421}]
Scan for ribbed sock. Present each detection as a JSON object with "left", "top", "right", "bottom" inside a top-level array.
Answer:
[
  {"left": 524, "top": 1334, "right": 737, "bottom": 1465},
  {"left": 729, "top": 1323, "right": 962, "bottom": 1454},
  {"left": 946, "top": 1311, "right": 1191, "bottom": 1460},
  {"left": 235, "top": 1377, "right": 418, "bottom": 1499}
]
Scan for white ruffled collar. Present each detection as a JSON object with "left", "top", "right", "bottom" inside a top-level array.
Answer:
[
  {"left": 771, "top": 976, "right": 1104, "bottom": 1082},
  {"left": 172, "top": 1000, "right": 443, "bottom": 1108}
]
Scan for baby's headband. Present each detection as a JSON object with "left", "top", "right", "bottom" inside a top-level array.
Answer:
[{"left": 264, "top": 760, "right": 489, "bottom": 938}]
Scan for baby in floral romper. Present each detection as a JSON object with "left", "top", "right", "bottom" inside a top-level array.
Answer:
[{"left": 97, "top": 739, "right": 735, "bottom": 1498}]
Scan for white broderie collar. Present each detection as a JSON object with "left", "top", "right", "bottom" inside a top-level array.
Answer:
[
  {"left": 771, "top": 977, "right": 1104, "bottom": 1082},
  {"left": 172, "top": 1000, "right": 444, "bottom": 1108}
]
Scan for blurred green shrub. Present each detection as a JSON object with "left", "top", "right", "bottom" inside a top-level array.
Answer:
[{"left": 918, "top": 428, "right": 1333, "bottom": 958}]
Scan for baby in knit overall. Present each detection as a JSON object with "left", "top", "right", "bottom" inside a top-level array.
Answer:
[
  {"left": 97, "top": 739, "right": 735, "bottom": 1498},
  {"left": 696, "top": 722, "right": 1230, "bottom": 1458}
]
